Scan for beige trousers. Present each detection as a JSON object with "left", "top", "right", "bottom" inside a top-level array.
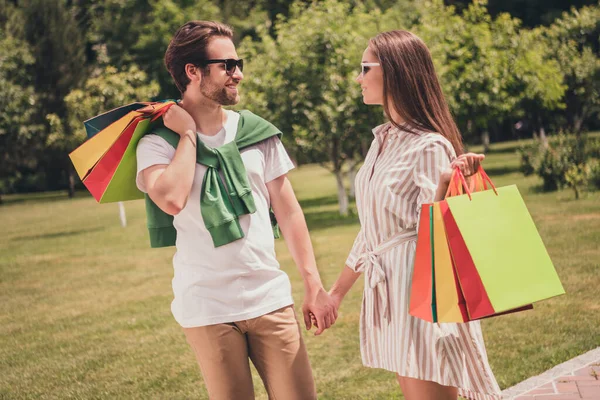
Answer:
[{"left": 183, "top": 305, "right": 316, "bottom": 400}]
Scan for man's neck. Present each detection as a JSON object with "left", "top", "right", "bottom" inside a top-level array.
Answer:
[{"left": 179, "top": 96, "right": 228, "bottom": 136}]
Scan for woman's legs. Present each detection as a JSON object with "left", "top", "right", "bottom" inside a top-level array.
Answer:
[{"left": 397, "top": 375, "right": 458, "bottom": 400}]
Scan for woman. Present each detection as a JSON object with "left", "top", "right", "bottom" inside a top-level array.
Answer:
[{"left": 327, "top": 31, "right": 502, "bottom": 400}]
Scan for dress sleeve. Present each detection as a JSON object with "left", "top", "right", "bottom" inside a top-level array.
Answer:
[
  {"left": 345, "top": 227, "right": 368, "bottom": 272},
  {"left": 414, "top": 138, "right": 455, "bottom": 209}
]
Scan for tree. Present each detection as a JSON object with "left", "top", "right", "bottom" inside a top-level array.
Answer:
[
  {"left": 240, "top": 0, "right": 387, "bottom": 215},
  {"left": 0, "top": 32, "right": 44, "bottom": 204},
  {"left": 446, "top": 0, "right": 597, "bottom": 28},
  {"left": 546, "top": 5, "right": 600, "bottom": 134},
  {"left": 510, "top": 26, "right": 566, "bottom": 145},
  {"left": 47, "top": 65, "right": 159, "bottom": 163},
  {"left": 16, "top": 0, "right": 88, "bottom": 197},
  {"left": 416, "top": 0, "right": 520, "bottom": 151},
  {"left": 86, "top": 0, "right": 220, "bottom": 100}
]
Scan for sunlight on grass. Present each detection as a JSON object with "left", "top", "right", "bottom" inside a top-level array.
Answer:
[{"left": 1, "top": 142, "right": 599, "bottom": 399}]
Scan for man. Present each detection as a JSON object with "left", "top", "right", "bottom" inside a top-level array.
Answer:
[{"left": 135, "top": 21, "right": 336, "bottom": 399}]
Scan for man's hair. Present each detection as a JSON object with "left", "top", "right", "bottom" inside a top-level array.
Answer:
[{"left": 164, "top": 21, "right": 234, "bottom": 94}]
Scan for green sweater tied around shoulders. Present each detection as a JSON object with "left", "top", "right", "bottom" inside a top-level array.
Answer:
[{"left": 144, "top": 110, "right": 281, "bottom": 248}]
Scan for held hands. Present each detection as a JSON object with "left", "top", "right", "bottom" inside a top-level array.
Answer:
[
  {"left": 163, "top": 104, "right": 196, "bottom": 138},
  {"left": 307, "top": 290, "right": 343, "bottom": 335},
  {"left": 440, "top": 152, "right": 485, "bottom": 185},
  {"left": 302, "top": 286, "right": 338, "bottom": 336}
]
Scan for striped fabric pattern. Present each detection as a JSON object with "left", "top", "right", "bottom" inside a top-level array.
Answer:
[{"left": 345, "top": 123, "right": 502, "bottom": 400}]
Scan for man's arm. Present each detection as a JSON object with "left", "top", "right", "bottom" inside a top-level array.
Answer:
[
  {"left": 141, "top": 106, "right": 197, "bottom": 215},
  {"left": 267, "top": 174, "right": 337, "bottom": 335}
]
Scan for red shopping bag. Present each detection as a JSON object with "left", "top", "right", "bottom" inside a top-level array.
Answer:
[
  {"left": 410, "top": 170, "right": 487, "bottom": 323},
  {"left": 71, "top": 101, "right": 175, "bottom": 202},
  {"left": 83, "top": 116, "right": 144, "bottom": 201},
  {"left": 439, "top": 199, "right": 496, "bottom": 319},
  {"left": 409, "top": 204, "right": 436, "bottom": 322},
  {"left": 411, "top": 169, "right": 533, "bottom": 323},
  {"left": 443, "top": 168, "right": 533, "bottom": 320}
]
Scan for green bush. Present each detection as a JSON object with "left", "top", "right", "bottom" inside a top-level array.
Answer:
[
  {"left": 518, "top": 133, "right": 600, "bottom": 194},
  {"left": 536, "top": 147, "right": 567, "bottom": 190},
  {"left": 588, "top": 159, "right": 600, "bottom": 190},
  {"left": 518, "top": 145, "right": 537, "bottom": 176},
  {"left": 565, "top": 163, "right": 590, "bottom": 199},
  {"left": 586, "top": 138, "right": 600, "bottom": 160}
]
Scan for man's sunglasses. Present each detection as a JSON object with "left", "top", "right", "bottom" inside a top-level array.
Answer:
[
  {"left": 201, "top": 58, "right": 244, "bottom": 76},
  {"left": 361, "top": 62, "right": 381, "bottom": 75}
]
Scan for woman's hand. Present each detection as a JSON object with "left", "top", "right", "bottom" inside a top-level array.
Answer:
[
  {"left": 163, "top": 105, "right": 196, "bottom": 137},
  {"left": 440, "top": 153, "right": 485, "bottom": 185},
  {"left": 308, "top": 290, "right": 343, "bottom": 332},
  {"left": 302, "top": 285, "right": 338, "bottom": 336}
]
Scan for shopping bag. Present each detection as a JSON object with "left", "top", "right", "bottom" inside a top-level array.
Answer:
[
  {"left": 409, "top": 204, "right": 436, "bottom": 322},
  {"left": 71, "top": 102, "right": 174, "bottom": 180},
  {"left": 83, "top": 102, "right": 151, "bottom": 139},
  {"left": 432, "top": 201, "right": 469, "bottom": 322},
  {"left": 445, "top": 167, "right": 565, "bottom": 317},
  {"left": 100, "top": 118, "right": 152, "bottom": 202},
  {"left": 410, "top": 170, "right": 483, "bottom": 323},
  {"left": 433, "top": 170, "right": 490, "bottom": 322},
  {"left": 443, "top": 170, "right": 534, "bottom": 321},
  {"left": 411, "top": 168, "right": 535, "bottom": 323},
  {"left": 82, "top": 116, "right": 146, "bottom": 202},
  {"left": 70, "top": 110, "right": 144, "bottom": 180},
  {"left": 70, "top": 101, "right": 175, "bottom": 202},
  {"left": 440, "top": 198, "right": 497, "bottom": 320}
]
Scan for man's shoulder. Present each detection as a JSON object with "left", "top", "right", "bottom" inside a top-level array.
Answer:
[
  {"left": 236, "top": 109, "right": 273, "bottom": 127},
  {"left": 147, "top": 123, "right": 180, "bottom": 149},
  {"left": 235, "top": 110, "right": 282, "bottom": 148}
]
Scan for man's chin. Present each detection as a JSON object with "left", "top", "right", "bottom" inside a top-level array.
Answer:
[{"left": 222, "top": 94, "right": 240, "bottom": 106}]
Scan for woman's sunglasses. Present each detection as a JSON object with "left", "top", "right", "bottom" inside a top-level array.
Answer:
[
  {"left": 201, "top": 58, "right": 244, "bottom": 76},
  {"left": 361, "top": 62, "right": 381, "bottom": 75}
]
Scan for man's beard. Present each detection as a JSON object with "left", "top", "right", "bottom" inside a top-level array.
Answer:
[{"left": 200, "top": 79, "right": 239, "bottom": 106}]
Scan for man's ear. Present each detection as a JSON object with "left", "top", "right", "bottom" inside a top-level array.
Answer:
[{"left": 185, "top": 63, "right": 201, "bottom": 84}]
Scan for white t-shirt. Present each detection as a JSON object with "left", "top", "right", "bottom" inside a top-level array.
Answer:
[{"left": 136, "top": 110, "right": 295, "bottom": 328}]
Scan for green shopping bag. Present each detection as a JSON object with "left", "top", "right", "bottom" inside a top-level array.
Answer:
[
  {"left": 445, "top": 168, "right": 565, "bottom": 315},
  {"left": 71, "top": 101, "right": 175, "bottom": 203},
  {"left": 100, "top": 118, "right": 151, "bottom": 202}
]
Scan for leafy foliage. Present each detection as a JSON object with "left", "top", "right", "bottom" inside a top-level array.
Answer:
[
  {"left": 519, "top": 133, "right": 600, "bottom": 195},
  {"left": 545, "top": 5, "right": 600, "bottom": 132},
  {"left": 240, "top": 0, "right": 389, "bottom": 213},
  {"left": 47, "top": 65, "right": 160, "bottom": 152},
  {"left": 0, "top": 0, "right": 599, "bottom": 205},
  {"left": 0, "top": 33, "right": 44, "bottom": 197}
]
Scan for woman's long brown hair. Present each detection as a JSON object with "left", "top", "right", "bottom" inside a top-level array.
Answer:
[{"left": 369, "top": 30, "right": 464, "bottom": 156}]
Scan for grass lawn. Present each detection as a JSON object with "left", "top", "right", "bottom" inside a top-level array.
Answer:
[{"left": 1, "top": 141, "right": 599, "bottom": 399}]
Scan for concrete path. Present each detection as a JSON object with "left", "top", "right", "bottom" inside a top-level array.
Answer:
[{"left": 501, "top": 348, "right": 600, "bottom": 399}]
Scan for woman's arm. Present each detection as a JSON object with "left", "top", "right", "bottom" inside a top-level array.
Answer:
[{"left": 329, "top": 266, "right": 362, "bottom": 309}]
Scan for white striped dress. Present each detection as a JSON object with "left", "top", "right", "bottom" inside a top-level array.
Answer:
[{"left": 345, "top": 123, "right": 502, "bottom": 400}]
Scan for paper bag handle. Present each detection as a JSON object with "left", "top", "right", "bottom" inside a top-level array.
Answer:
[{"left": 449, "top": 166, "right": 497, "bottom": 200}]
